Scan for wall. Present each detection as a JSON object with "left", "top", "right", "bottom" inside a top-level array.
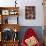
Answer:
[
  {"left": 18, "top": 0, "right": 44, "bottom": 26},
  {"left": 0, "top": 0, "right": 44, "bottom": 26},
  {"left": 0, "top": 0, "right": 44, "bottom": 45}
]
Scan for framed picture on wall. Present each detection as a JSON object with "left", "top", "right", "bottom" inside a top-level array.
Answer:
[{"left": 25, "top": 6, "right": 35, "bottom": 19}]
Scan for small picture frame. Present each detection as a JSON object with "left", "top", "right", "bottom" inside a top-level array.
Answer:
[
  {"left": 2, "top": 10, "right": 9, "bottom": 15},
  {"left": 10, "top": 11, "right": 15, "bottom": 15},
  {"left": 9, "top": 10, "right": 17, "bottom": 15},
  {"left": 25, "top": 6, "right": 35, "bottom": 19}
]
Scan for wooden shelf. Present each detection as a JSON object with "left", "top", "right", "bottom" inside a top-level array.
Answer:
[
  {"left": 0, "top": 7, "right": 19, "bottom": 24},
  {"left": 0, "top": 7, "right": 20, "bottom": 46},
  {"left": 1, "top": 40, "right": 19, "bottom": 46},
  {"left": 0, "top": 7, "right": 19, "bottom": 16},
  {"left": 0, "top": 24, "right": 20, "bottom": 32}
]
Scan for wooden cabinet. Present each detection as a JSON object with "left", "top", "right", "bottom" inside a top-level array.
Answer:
[{"left": 0, "top": 7, "right": 20, "bottom": 46}]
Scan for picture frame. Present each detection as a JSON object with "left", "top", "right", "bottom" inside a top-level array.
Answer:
[
  {"left": 9, "top": 10, "right": 17, "bottom": 15},
  {"left": 25, "top": 6, "right": 35, "bottom": 19},
  {"left": 2, "top": 10, "right": 9, "bottom": 15}
]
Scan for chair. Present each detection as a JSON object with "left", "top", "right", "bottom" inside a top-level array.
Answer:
[{"left": 21, "top": 28, "right": 41, "bottom": 46}]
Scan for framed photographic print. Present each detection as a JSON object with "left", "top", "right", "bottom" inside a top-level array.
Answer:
[
  {"left": 9, "top": 10, "right": 15, "bottom": 15},
  {"left": 25, "top": 6, "right": 35, "bottom": 19},
  {"left": 2, "top": 10, "right": 9, "bottom": 15},
  {"left": 9, "top": 9, "right": 17, "bottom": 15}
]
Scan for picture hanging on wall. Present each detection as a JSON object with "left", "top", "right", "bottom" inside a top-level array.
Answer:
[{"left": 25, "top": 6, "right": 35, "bottom": 19}]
